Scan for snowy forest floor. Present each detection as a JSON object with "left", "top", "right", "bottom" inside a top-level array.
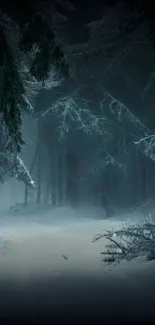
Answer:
[{"left": 0, "top": 206, "right": 155, "bottom": 324}]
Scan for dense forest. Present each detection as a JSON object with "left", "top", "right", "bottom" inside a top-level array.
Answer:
[
  {"left": 1, "top": 3, "right": 155, "bottom": 323},
  {"left": 0, "top": 0, "right": 155, "bottom": 213}
]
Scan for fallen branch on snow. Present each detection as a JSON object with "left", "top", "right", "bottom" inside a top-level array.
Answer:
[{"left": 92, "top": 217, "right": 155, "bottom": 263}]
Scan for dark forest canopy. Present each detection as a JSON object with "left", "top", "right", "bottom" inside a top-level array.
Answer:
[
  {"left": 1, "top": 0, "right": 155, "bottom": 188},
  {"left": 0, "top": 0, "right": 155, "bottom": 152},
  {"left": 0, "top": 0, "right": 71, "bottom": 153}
]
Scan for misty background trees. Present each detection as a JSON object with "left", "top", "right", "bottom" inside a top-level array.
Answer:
[{"left": 0, "top": 0, "right": 155, "bottom": 214}]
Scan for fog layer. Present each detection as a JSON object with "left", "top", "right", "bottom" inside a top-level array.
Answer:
[{"left": 0, "top": 207, "right": 154, "bottom": 323}]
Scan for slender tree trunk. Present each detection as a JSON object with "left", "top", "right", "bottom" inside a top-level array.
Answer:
[
  {"left": 61, "top": 142, "right": 67, "bottom": 205},
  {"left": 57, "top": 142, "right": 67, "bottom": 206},
  {"left": 36, "top": 118, "right": 42, "bottom": 204},
  {"left": 36, "top": 144, "right": 41, "bottom": 203},
  {"left": 24, "top": 142, "right": 39, "bottom": 205},
  {"left": 55, "top": 146, "right": 59, "bottom": 206},
  {"left": 50, "top": 146, "right": 56, "bottom": 206},
  {"left": 49, "top": 139, "right": 68, "bottom": 207},
  {"left": 43, "top": 179, "right": 50, "bottom": 204},
  {"left": 43, "top": 164, "right": 50, "bottom": 204},
  {"left": 58, "top": 152, "right": 62, "bottom": 205},
  {"left": 24, "top": 186, "right": 28, "bottom": 206},
  {"left": 142, "top": 166, "right": 147, "bottom": 202},
  {"left": 67, "top": 151, "right": 79, "bottom": 207}
]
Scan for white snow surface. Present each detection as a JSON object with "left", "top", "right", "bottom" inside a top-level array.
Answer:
[
  {"left": 0, "top": 206, "right": 155, "bottom": 322},
  {"left": 0, "top": 205, "right": 154, "bottom": 278}
]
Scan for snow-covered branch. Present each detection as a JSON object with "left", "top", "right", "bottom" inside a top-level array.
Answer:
[
  {"left": 92, "top": 151, "right": 125, "bottom": 176},
  {"left": 42, "top": 96, "right": 107, "bottom": 138},
  {"left": 105, "top": 92, "right": 155, "bottom": 162},
  {"left": 101, "top": 90, "right": 150, "bottom": 134},
  {"left": 134, "top": 135, "right": 155, "bottom": 161},
  {"left": 20, "top": 63, "right": 62, "bottom": 114},
  {"left": 0, "top": 151, "right": 35, "bottom": 187},
  {"left": 14, "top": 156, "right": 35, "bottom": 187},
  {"left": 93, "top": 216, "right": 155, "bottom": 263}
]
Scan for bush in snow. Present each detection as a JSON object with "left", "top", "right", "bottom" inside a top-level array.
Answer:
[{"left": 92, "top": 216, "right": 155, "bottom": 263}]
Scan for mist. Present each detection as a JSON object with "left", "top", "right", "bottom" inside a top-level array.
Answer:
[
  {"left": 0, "top": 205, "right": 155, "bottom": 324},
  {"left": 1, "top": 0, "right": 155, "bottom": 324}
]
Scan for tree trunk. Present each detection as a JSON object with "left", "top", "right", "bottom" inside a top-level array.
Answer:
[
  {"left": 142, "top": 166, "right": 147, "bottom": 202},
  {"left": 67, "top": 152, "right": 78, "bottom": 207},
  {"left": 36, "top": 118, "right": 42, "bottom": 204},
  {"left": 24, "top": 142, "right": 39, "bottom": 205},
  {"left": 43, "top": 174, "right": 50, "bottom": 204},
  {"left": 60, "top": 142, "right": 67, "bottom": 206},
  {"left": 24, "top": 186, "right": 28, "bottom": 206},
  {"left": 50, "top": 146, "right": 57, "bottom": 206},
  {"left": 36, "top": 145, "right": 41, "bottom": 203}
]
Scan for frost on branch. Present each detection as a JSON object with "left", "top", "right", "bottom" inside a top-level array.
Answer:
[
  {"left": 0, "top": 119, "right": 34, "bottom": 186},
  {"left": 134, "top": 135, "right": 155, "bottom": 162},
  {"left": 92, "top": 218, "right": 155, "bottom": 263},
  {"left": 14, "top": 156, "right": 35, "bottom": 187},
  {"left": 22, "top": 63, "right": 61, "bottom": 96},
  {"left": 101, "top": 91, "right": 149, "bottom": 134},
  {"left": 20, "top": 63, "right": 61, "bottom": 114},
  {"left": 0, "top": 152, "right": 34, "bottom": 187},
  {"left": 100, "top": 91, "right": 155, "bottom": 161},
  {"left": 0, "top": 11, "right": 63, "bottom": 152},
  {"left": 92, "top": 151, "right": 125, "bottom": 176},
  {"left": 42, "top": 96, "right": 106, "bottom": 138}
]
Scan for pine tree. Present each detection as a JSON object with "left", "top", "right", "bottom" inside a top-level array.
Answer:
[
  {"left": 0, "top": 0, "right": 70, "bottom": 153},
  {"left": 0, "top": 0, "right": 72, "bottom": 187}
]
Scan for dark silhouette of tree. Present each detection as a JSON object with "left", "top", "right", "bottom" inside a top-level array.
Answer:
[{"left": 0, "top": 0, "right": 70, "bottom": 153}]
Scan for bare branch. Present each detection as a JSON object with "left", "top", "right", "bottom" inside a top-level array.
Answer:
[
  {"left": 93, "top": 220, "right": 155, "bottom": 263},
  {"left": 134, "top": 135, "right": 155, "bottom": 161},
  {"left": 42, "top": 96, "right": 107, "bottom": 138}
]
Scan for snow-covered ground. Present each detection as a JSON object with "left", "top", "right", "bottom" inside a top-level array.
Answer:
[
  {"left": 0, "top": 206, "right": 155, "bottom": 323},
  {"left": 0, "top": 207, "right": 125, "bottom": 278}
]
